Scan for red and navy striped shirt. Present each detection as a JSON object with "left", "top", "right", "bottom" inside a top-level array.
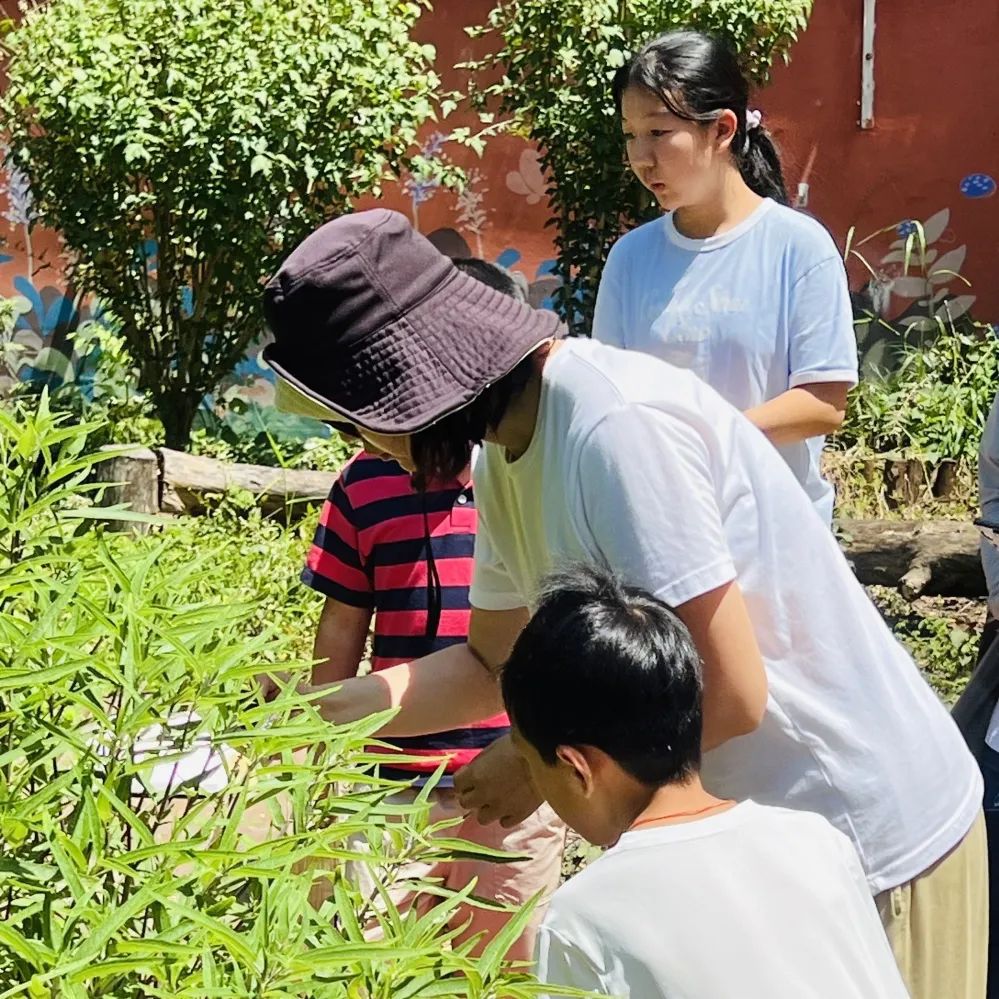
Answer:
[{"left": 302, "top": 451, "right": 509, "bottom": 783}]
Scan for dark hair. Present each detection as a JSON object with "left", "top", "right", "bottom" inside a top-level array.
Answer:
[
  {"left": 613, "top": 30, "right": 788, "bottom": 206},
  {"left": 409, "top": 257, "right": 537, "bottom": 489},
  {"left": 501, "top": 564, "right": 703, "bottom": 787},
  {"left": 451, "top": 257, "right": 528, "bottom": 302}
]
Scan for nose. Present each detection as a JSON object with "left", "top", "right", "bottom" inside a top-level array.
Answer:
[{"left": 628, "top": 136, "right": 654, "bottom": 171}]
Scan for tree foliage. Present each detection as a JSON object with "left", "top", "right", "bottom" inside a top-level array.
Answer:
[
  {"left": 465, "top": 0, "right": 813, "bottom": 334},
  {"left": 2, "top": 0, "right": 449, "bottom": 448}
]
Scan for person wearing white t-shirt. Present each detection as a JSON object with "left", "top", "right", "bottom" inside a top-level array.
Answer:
[
  {"left": 502, "top": 563, "right": 908, "bottom": 999},
  {"left": 593, "top": 31, "right": 857, "bottom": 523},
  {"left": 263, "top": 208, "right": 986, "bottom": 999}
]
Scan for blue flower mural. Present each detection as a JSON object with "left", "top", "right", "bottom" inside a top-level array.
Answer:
[
  {"left": 960, "top": 173, "right": 996, "bottom": 199},
  {"left": 1, "top": 155, "right": 38, "bottom": 280},
  {"left": 495, "top": 248, "right": 522, "bottom": 270},
  {"left": 12, "top": 276, "right": 80, "bottom": 339},
  {"left": 531, "top": 259, "right": 560, "bottom": 311},
  {"left": 2, "top": 264, "right": 112, "bottom": 390},
  {"left": 403, "top": 131, "right": 449, "bottom": 230}
]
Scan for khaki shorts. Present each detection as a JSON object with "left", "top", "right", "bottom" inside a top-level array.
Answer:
[{"left": 876, "top": 812, "right": 989, "bottom": 999}]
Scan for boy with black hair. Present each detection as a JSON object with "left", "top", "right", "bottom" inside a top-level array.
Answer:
[{"left": 504, "top": 564, "right": 908, "bottom": 999}]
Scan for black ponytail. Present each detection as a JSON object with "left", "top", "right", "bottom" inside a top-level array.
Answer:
[
  {"left": 612, "top": 30, "right": 789, "bottom": 206},
  {"left": 741, "top": 128, "right": 788, "bottom": 206}
]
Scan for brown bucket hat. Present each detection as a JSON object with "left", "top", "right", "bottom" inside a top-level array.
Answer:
[{"left": 262, "top": 209, "right": 564, "bottom": 435}]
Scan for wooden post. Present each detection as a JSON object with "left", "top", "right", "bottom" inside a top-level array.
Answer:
[{"left": 98, "top": 446, "right": 160, "bottom": 533}]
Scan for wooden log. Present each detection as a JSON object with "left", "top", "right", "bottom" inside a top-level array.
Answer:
[
  {"left": 98, "top": 447, "right": 988, "bottom": 599},
  {"left": 158, "top": 447, "right": 336, "bottom": 516},
  {"left": 837, "top": 518, "right": 985, "bottom": 599},
  {"left": 98, "top": 446, "right": 160, "bottom": 533}
]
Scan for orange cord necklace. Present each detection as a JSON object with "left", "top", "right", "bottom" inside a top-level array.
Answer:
[{"left": 629, "top": 799, "right": 735, "bottom": 831}]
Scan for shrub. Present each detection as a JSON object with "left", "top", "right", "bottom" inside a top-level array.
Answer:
[
  {"left": 826, "top": 215, "right": 994, "bottom": 517},
  {"left": 837, "top": 320, "right": 996, "bottom": 468},
  {"left": 0, "top": 397, "right": 577, "bottom": 997},
  {"left": 2, "top": 0, "right": 451, "bottom": 449},
  {"left": 18, "top": 326, "right": 358, "bottom": 472},
  {"left": 868, "top": 587, "right": 980, "bottom": 704},
  {"left": 191, "top": 402, "right": 358, "bottom": 472}
]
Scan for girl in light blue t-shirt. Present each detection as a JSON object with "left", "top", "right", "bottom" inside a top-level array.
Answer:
[{"left": 593, "top": 30, "right": 857, "bottom": 524}]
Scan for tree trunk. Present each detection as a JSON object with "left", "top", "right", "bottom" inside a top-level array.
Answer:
[{"left": 157, "top": 392, "right": 201, "bottom": 451}]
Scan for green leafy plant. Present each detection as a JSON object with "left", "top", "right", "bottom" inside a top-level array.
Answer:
[
  {"left": 463, "top": 0, "right": 813, "bottom": 334},
  {"left": 837, "top": 321, "right": 996, "bottom": 468},
  {"left": 191, "top": 401, "right": 358, "bottom": 472},
  {"left": 828, "top": 216, "right": 995, "bottom": 517},
  {"left": 2, "top": 0, "right": 452, "bottom": 449},
  {"left": 868, "top": 587, "right": 980, "bottom": 704},
  {"left": 0, "top": 296, "right": 22, "bottom": 383},
  {"left": 0, "top": 398, "right": 593, "bottom": 997}
]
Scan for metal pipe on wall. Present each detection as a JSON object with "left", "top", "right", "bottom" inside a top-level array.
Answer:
[{"left": 860, "top": 0, "right": 876, "bottom": 129}]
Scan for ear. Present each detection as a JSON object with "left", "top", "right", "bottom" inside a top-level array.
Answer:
[
  {"left": 714, "top": 109, "right": 739, "bottom": 151},
  {"left": 555, "top": 744, "right": 597, "bottom": 796}
]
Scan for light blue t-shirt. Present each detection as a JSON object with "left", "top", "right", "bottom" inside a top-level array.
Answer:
[{"left": 592, "top": 199, "right": 858, "bottom": 522}]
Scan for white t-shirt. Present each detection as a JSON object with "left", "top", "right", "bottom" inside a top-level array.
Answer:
[
  {"left": 470, "top": 339, "right": 981, "bottom": 893},
  {"left": 535, "top": 801, "right": 909, "bottom": 999},
  {"left": 592, "top": 199, "right": 858, "bottom": 523}
]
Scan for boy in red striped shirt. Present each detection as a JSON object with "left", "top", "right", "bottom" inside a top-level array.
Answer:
[{"left": 301, "top": 259, "right": 566, "bottom": 961}]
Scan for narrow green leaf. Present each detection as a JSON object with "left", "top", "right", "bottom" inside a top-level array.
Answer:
[
  {"left": 0, "top": 923, "right": 52, "bottom": 972},
  {"left": 148, "top": 892, "right": 258, "bottom": 968}
]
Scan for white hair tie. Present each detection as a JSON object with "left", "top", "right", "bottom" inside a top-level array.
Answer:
[{"left": 743, "top": 109, "right": 763, "bottom": 153}]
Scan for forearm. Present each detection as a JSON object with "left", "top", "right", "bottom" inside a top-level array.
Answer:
[
  {"left": 310, "top": 641, "right": 503, "bottom": 736},
  {"left": 744, "top": 385, "right": 847, "bottom": 446}
]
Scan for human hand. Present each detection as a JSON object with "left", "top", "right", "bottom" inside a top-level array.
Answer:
[
  {"left": 454, "top": 733, "right": 542, "bottom": 828},
  {"left": 256, "top": 669, "right": 312, "bottom": 704},
  {"left": 257, "top": 669, "right": 283, "bottom": 702}
]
